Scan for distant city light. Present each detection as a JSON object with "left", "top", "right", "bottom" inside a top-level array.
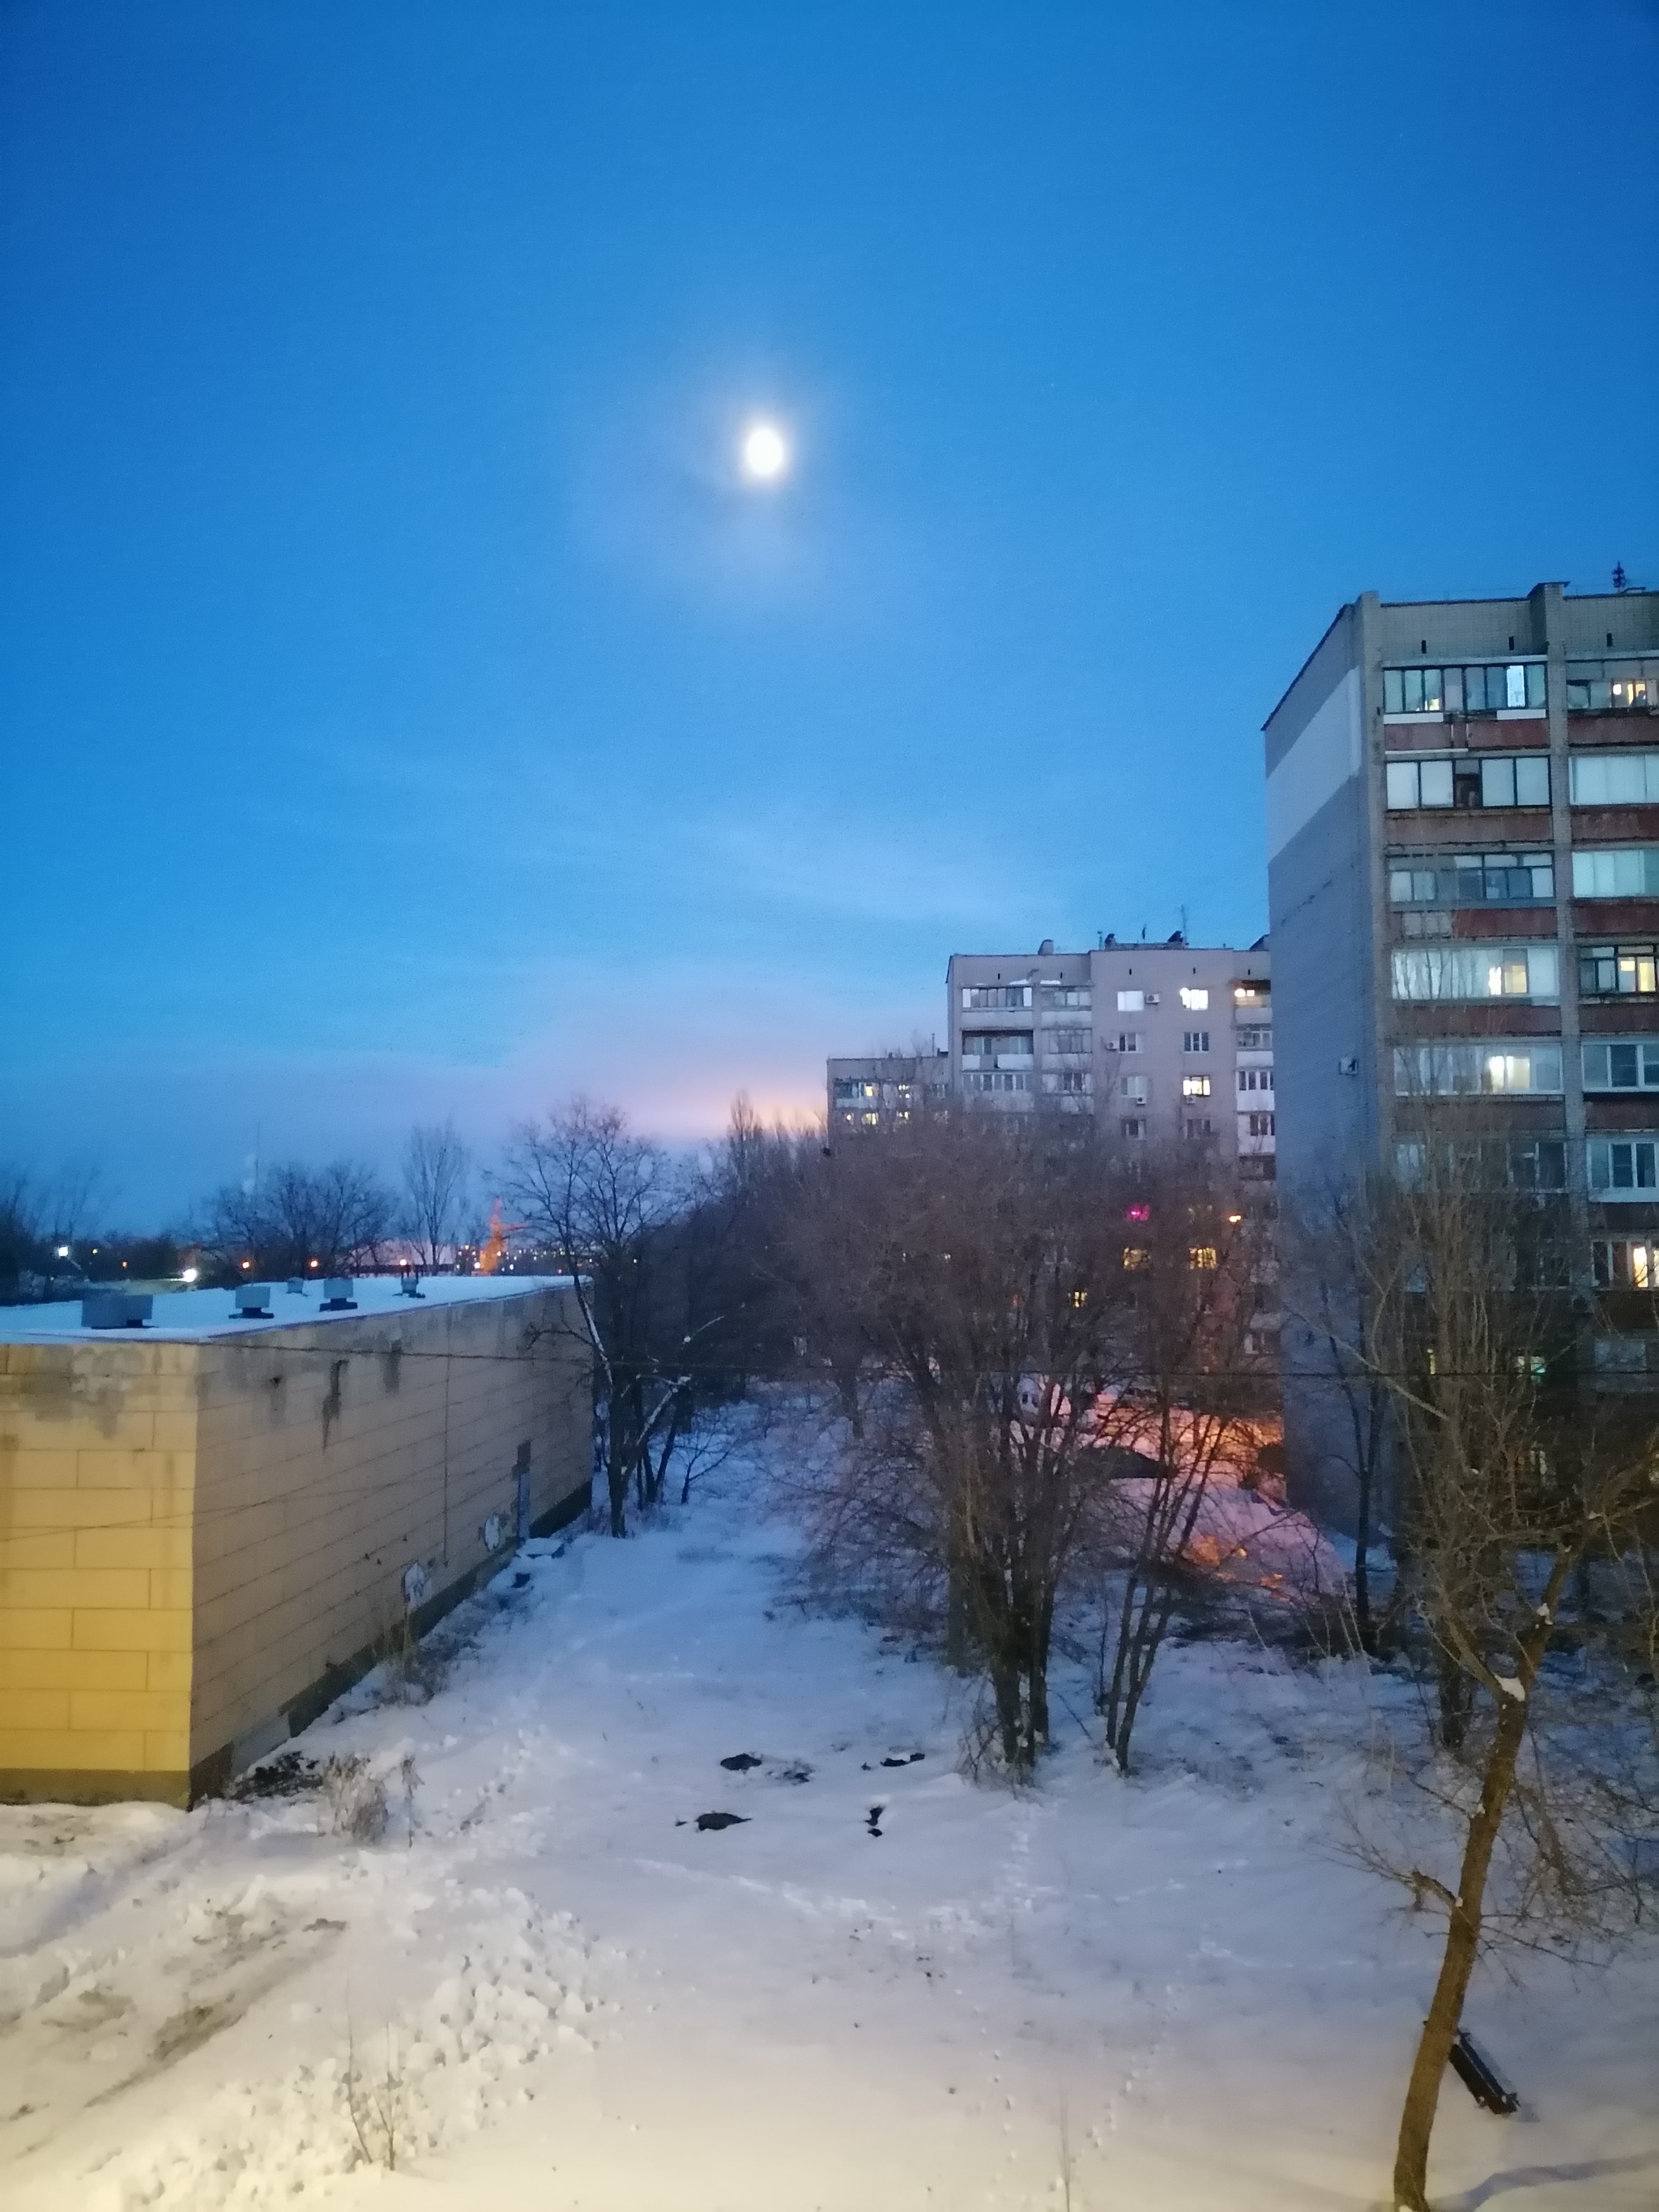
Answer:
[
  {"left": 181, "top": 1266, "right": 199, "bottom": 1284},
  {"left": 56, "top": 1243, "right": 70, "bottom": 1258},
  {"left": 241, "top": 1259, "right": 252, "bottom": 1270}
]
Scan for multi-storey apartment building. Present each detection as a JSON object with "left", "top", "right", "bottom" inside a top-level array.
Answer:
[
  {"left": 944, "top": 936, "right": 1273, "bottom": 1168},
  {"left": 1265, "top": 578, "right": 1659, "bottom": 1515},
  {"left": 826, "top": 1051, "right": 951, "bottom": 1136}
]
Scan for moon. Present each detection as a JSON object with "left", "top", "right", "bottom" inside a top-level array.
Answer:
[{"left": 740, "top": 420, "right": 789, "bottom": 483}]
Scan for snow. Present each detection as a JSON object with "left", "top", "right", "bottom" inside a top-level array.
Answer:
[
  {"left": 0, "top": 1272, "right": 572, "bottom": 1345},
  {"left": 2, "top": 1409, "right": 1656, "bottom": 2211}
]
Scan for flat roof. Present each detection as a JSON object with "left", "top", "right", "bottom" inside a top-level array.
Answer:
[{"left": 0, "top": 1272, "right": 574, "bottom": 1347}]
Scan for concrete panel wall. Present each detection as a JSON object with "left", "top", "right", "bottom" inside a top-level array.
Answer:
[
  {"left": 0, "top": 1342, "right": 198, "bottom": 1801},
  {"left": 188, "top": 1285, "right": 591, "bottom": 1783}
]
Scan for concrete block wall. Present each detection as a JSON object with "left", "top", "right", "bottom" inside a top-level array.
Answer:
[
  {"left": 187, "top": 1285, "right": 591, "bottom": 1788},
  {"left": 0, "top": 1342, "right": 199, "bottom": 1800},
  {"left": 1, "top": 1282, "right": 592, "bottom": 1805}
]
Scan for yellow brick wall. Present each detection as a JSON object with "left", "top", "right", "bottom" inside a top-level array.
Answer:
[
  {"left": 188, "top": 1285, "right": 591, "bottom": 1771},
  {"left": 0, "top": 1342, "right": 197, "bottom": 1801}
]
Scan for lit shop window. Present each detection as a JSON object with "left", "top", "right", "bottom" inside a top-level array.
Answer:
[{"left": 1179, "top": 987, "right": 1209, "bottom": 1011}]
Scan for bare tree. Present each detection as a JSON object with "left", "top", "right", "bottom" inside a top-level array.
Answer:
[
  {"left": 1332, "top": 1142, "right": 1659, "bottom": 2211},
  {"left": 401, "top": 1119, "right": 470, "bottom": 1269},
  {"left": 198, "top": 1159, "right": 395, "bottom": 1280},
  {"left": 502, "top": 1099, "right": 688, "bottom": 1536},
  {"left": 798, "top": 1114, "right": 1131, "bottom": 1771},
  {"left": 1090, "top": 1151, "right": 1270, "bottom": 1772}
]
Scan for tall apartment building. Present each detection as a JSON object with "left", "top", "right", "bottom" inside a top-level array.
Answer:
[
  {"left": 944, "top": 936, "right": 1274, "bottom": 1167},
  {"left": 1265, "top": 579, "right": 1659, "bottom": 1515},
  {"left": 826, "top": 1050, "right": 951, "bottom": 1135}
]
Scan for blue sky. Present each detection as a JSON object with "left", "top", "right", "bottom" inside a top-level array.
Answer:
[{"left": 3, "top": 1, "right": 1656, "bottom": 1224}]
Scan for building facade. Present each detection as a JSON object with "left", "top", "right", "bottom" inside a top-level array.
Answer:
[
  {"left": 826, "top": 1051, "right": 951, "bottom": 1136},
  {"left": 1265, "top": 579, "right": 1659, "bottom": 1515},
  {"left": 0, "top": 1276, "right": 593, "bottom": 1805},
  {"left": 944, "top": 936, "right": 1273, "bottom": 1166}
]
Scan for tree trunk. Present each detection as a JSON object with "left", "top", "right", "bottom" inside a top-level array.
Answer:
[{"left": 1392, "top": 1695, "right": 1529, "bottom": 2211}]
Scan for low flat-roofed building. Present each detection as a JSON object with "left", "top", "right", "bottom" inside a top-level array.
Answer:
[{"left": 0, "top": 1273, "right": 592, "bottom": 1805}]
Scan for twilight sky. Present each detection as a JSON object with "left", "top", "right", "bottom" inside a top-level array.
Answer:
[{"left": 3, "top": 1, "right": 1656, "bottom": 1225}]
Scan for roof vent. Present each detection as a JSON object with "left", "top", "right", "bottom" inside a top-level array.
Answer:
[
  {"left": 233, "top": 1284, "right": 274, "bottom": 1319},
  {"left": 83, "top": 1292, "right": 152, "bottom": 1330},
  {"left": 1038, "top": 938, "right": 1055, "bottom": 956},
  {"left": 320, "top": 1278, "right": 358, "bottom": 1312}
]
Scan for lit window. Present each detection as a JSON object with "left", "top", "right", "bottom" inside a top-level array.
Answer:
[
  {"left": 1390, "top": 945, "right": 1558, "bottom": 1002},
  {"left": 1566, "top": 659, "right": 1659, "bottom": 715},
  {"left": 1122, "top": 1247, "right": 1150, "bottom": 1269},
  {"left": 1116, "top": 988, "right": 1145, "bottom": 1012},
  {"left": 1593, "top": 1238, "right": 1655, "bottom": 1289},
  {"left": 1181, "top": 1075, "right": 1211, "bottom": 1098},
  {"left": 1179, "top": 987, "right": 1209, "bottom": 1011},
  {"left": 1188, "top": 1246, "right": 1218, "bottom": 1270},
  {"left": 1393, "top": 1043, "right": 1563, "bottom": 1096},
  {"left": 1580, "top": 944, "right": 1659, "bottom": 997}
]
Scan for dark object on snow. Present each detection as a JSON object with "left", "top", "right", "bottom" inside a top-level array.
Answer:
[
  {"left": 866, "top": 1803, "right": 885, "bottom": 1837},
  {"left": 720, "top": 1753, "right": 765, "bottom": 1771},
  {"left": 774, "top": 1762, "right": 812, "bottom": 1784},
  {"left": 512, "top": 1572, "right": 531, "bottom": 1588},
  {"left": 230, "top": 1750, "right": 320, "bottom": 1801},
  {"left": 880, "top": 1752, "right": 926, "bottom": 1768},
  {"left": 1449, "top": 2029, "right": 1518, "bottom": 2115},
  {"left": 695, "top": 1811, "right": 749, "bottom": 1832}
]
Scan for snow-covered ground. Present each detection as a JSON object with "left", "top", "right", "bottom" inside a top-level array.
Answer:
[{"left": 2, "top": 1412, "right": 1656, "bottom": 2212}]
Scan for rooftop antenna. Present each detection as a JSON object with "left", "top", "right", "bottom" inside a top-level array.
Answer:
[
  {"left": 1179, "top": 904, "right": 1189, "bottom": 942},
  {"left": 1614, "top": 562, "right": 1627, "bottom": 592}
]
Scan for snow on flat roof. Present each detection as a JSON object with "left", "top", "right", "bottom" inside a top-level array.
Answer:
[{"left": 0, "top": 1272, "right": 575, "bottom": 1346}]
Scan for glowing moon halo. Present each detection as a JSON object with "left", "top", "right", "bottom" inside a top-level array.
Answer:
[{"left": 740, "top": 420, "right": 789, "bottom": 483}]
